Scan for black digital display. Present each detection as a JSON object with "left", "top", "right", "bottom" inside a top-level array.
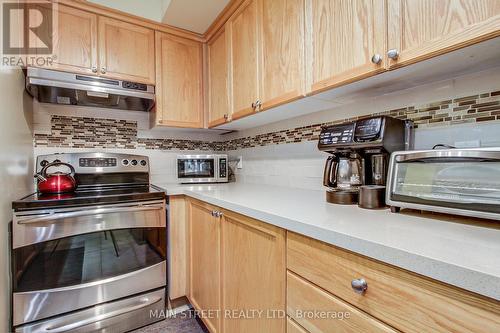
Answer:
[{"left": 79, "top": 158, "right": 117, "bottom": 167}]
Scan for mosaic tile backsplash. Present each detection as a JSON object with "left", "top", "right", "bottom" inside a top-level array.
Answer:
[{"left": 34, "top": 90, "right": 500, "bottom": 151}]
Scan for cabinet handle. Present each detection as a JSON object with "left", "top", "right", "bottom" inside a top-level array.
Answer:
[
  {"left": 251, "top": 102, "right": 256, "bottom": 109},
  {"left": 371, "top": 54, "right": 382, "bottom": 65},
  {"left": 351, "top": 278, "right": 368, "bottom": 294},
  {"left": 224, "top": 114, "right": 228, "bottom": 120},
  {"left": 387, "top": 49, "right": 399, "bottom": 60},
  {"left": 216, "top": 211, "right": 223, "bottom": 218},
  {"left": 91, "top": 66, "right": 97, "bottom": 73},
  {"left": 211, "top": 210, "right": 216, "bottom": 217},
  {"left": 101, "top": 67, "right": 106, "bottom": 74},
  {"left": 255, "top": 100, "right": 261, "bottom": 111}
]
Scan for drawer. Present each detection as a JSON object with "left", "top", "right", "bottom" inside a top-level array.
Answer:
[
  {"left": 287, "top": 271, "right": 397, "bottom": 333},
  {"left": 287, "top": 232, "right": 500, "bottom": 333},
  {"left": 287, "top": 317, "right": 308, "bottom": 333}
]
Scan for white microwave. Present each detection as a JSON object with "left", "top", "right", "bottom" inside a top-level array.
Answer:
[{"left": 176, "top": 154, "right": 228, "bottom": 184}]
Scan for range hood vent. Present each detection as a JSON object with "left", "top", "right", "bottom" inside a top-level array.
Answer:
[{"left": 25, "top": 67, "right": 155, "bottom": 112}]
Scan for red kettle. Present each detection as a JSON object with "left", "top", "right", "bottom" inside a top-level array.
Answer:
[{"left": 35, "top": 161, "right": 77, "bottom": 194}]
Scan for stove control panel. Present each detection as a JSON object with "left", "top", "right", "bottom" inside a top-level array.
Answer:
[{"left": 79, "top": 157, "right": 117, "bottom": 168}]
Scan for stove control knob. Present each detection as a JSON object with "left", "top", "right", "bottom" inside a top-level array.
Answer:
[
  {"left": 131, "top": 159, "right": 138, "bottom": 166},
  {"left": 140, "top": 160, "right": 147, "bottom": 166},
  {"left": 40, "top": 160, "right": 49, "bottom": 167},
  {"left": 122, "top": 159, "right": 129, "bottom": 166}
]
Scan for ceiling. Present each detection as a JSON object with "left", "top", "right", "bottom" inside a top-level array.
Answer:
[{"left": 87, "top": 0, "right": 230, "bottom": 34}]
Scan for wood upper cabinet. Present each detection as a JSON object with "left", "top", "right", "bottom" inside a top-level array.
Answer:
[
  {"left": 33, "top": 4, "right": 97, "bottom": 75},
  {"left": 221, "top": 209, "right": 286, "bottom": 333},
  {"left": 260, "top": 0, "right": 306, "bottom": 110},
  {"left": 208, "top": 27, "right": 230, "bottom": 127},
  {"left": 387, "top": 0, "right": 500, "bottom": 68},
  {"left": 188, "top": 200, "right": 221, "bottom": 333},
  {"left": 98, "top": 16, "right": 155, "bottom": 84},
  {"left": 154, "top": 32, "right": 204, "bottom": 128},
  {"left": 227, "top": 0, "right": 261, "bottom": 120},
  {"left": 309, "top": 0, "right": 387, "bottom": 94}
]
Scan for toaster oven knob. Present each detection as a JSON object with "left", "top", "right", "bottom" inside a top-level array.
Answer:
[{"left": 131, "top": 159, "right": 138, "bottom": 166}]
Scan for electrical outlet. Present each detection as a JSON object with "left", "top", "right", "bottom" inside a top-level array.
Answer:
[
  {"left": 237, "top": 156, "right": 243, "bottom": 169},
  {"left": 454, "top": 140, "right": 480, "bottom": 148}
]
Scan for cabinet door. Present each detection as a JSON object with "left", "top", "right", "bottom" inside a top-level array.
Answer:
[
  {"left": 98, "top": 16, "right": 155, "bottom": 84},
  {"left": 155, "top": 32, "right": 204, "bottom": 128},
  {"left": 189, "top": 200, "right": 220, "bottom": 333},
  {"left": 208, "top": 28, "right": 230, "bottom": 127},
  {"left": 388, "top": 0, "right": 500, "bottom": 68},
  {"left": 260, "top": 0, "right": 305, "bottom": 110},
  {"left": 228, "top": 0, "right": 261, "bottom": 120},
  {"left": 33, "top": 4, "right": 97, "bottom": 74},
  {"left": 221, "top": 209, "right": 285, "bottom": 333},
  {"left": 309, "top": 0, "right": 386, "bottom": 94}
]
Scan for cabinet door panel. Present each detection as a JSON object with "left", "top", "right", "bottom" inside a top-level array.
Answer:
[
  {"left": 34, "top": 4, "right": 97, "bottom": 74},
  {"left": 261, "top": 0, "right": 305, "bottom": 110},
  {"left": 208, "top": 28, "right": 230, "bottom": 127},
  {"left": 155, "top": 32, "right": 203, "bottom": 128},
  {"left": 228, "top": 0, "right": 260, "bottom": 120},
  {"left": 98, "top": 17, "right": 155, "bottom": 84},
  {"left": 221, "top": 210, "right": 285, "bottom": 333},
  {"left": 189, "top": 200, "right": 220, "bottom": 333},
  {"left": 388, "top": 0, "right": 500, "bottom": 68},
  {"left": 310, "top": 0, "right": 386, "bottom": 93}
]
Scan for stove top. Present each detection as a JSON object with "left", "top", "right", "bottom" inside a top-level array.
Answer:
[{"left": 13, "top": 185, "right": 166, "bottom": 211}]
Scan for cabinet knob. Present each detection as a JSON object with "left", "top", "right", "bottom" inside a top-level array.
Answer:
[
  {"left": 387, "top": 49, "right": 399, "bottom": 60},
  {"left": 213, "top": 211, "right": 223, "bottom": 218},
  {"left": 211, "top": 210, "right": 216, "bottom": 217},
  {"left": 101, "top": 67, "right": 106, "bottom": 74},
  {"left": 91, "top": 66, "right": 97, "bottom": 73},
  {"left": 224, "top": 114, "right": 229, "bottom": 120},
  {"left": 351, "top": 278, "right": 368, "bottom": 294},
  {"left": 371, "top": 54, "right": 382, "bottom": 65}
]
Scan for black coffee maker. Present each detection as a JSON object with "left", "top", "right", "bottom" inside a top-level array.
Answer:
[{"left": 319, "top": 116, "right": 408, "bottom": 205}]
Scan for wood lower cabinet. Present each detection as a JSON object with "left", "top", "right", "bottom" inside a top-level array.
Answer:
[
  {"left": 287, "top": 232, "right": 500, "bottom": 333},
  {"left": 221, "top": 209, "right": 286, "bottom": 333},
  {"left": 154, "top": 32, "right": 204, "bottom": 128},
  {"left": 33, "top": 4, "right": 98, "bottom": 75},
  {"left": 188, "top": 200, "right": 221, "bottom": 333},
  {"left": 207, "top": 27, "right": 231, "bottom": 127},
  {"left": 387, "top": 0, "right": 500, "bottom": 68},
  {"left": 98, "top": 16, "right": 155, "bottom": 84},
  {"left": 308, "top": 0, "right": 386, "bottom": 94},
  {"left": 168, "top": 196, "right": 188, "bottom": 300},
  {"left": 260, "top": 0, "right": 306, "bottom": 110}
]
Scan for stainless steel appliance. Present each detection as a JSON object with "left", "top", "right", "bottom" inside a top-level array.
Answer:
[
  {"left": 177, "top": 154, "right": 228, "bottom": 184},
  {"left": 319, "top": 116, "right": 407, "bottom": 205},
  {"left": 387, "top": 147, "right": 500, "bottom": 220},
  {"left": 25, "top": 67, "right": 155, "bottom": 111},
  {"left": 11, "top": 153, "right": 167, "bottom": 333}
]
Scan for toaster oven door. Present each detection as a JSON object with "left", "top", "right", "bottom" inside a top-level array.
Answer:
[
  {"left": 389, "top": 150, "right": 500, "bottom": 213},
  {"left": 177, "top": 156, "right": 218, "bottom": 183}
]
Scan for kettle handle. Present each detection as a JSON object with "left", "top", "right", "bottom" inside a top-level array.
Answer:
[
  {"left": 323, "top": 156, "right": 337, "bottom": 188},
  {"left": 40, "top": 161, "right": 76, "bottom": 179}
]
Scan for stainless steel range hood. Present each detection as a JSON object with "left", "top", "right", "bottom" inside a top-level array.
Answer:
[{"left": 25, "top": 67, "right": 155, "bottom": 111}]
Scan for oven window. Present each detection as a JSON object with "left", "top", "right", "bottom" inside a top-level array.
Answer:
[
  {"left": 178, "top": 159, "right": 215, "bottom": 178},
  {"left": 393, "top": 161, "right": 500, "bottom": 204},
  {"left": 12, "top": 228, "right": 166, "bottom": 292}
]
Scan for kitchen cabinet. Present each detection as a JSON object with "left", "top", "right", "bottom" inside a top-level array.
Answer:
[
  {"left": 32, "top": 4, "right": 98, "bottom": 75},
  {"left": 260, "top": 0, "right": 306, "bottom": 110},
  {"left": 207, "top": 27, "right": 230, "bottom": 127},
  {"left": 221, "top": 209, "right": 285, "bottom": 333},
  {"left": 98, "top": 16, "right": 155, "bottom": 84},
  {"left": 387, "top": 0, "right": 500, "bottom": 69},
  {"left": 188, "top": 200, "right": 221, "bottom": 333},
  {"left": 154, "top": 32, "right": 204, "bottom": 128},
  {"left": 287, "top": 231, "right": 500, "bottom": 333},
  {"left": 227, "top": 0, "right": 261, "bottom": 120},
  {"left": 168, "top": 196, "right": 188, "bottom": 300},
  {"left": 308, "top": 0, "right": 386, "bottom": 94}
]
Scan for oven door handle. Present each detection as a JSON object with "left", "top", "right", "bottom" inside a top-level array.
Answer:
[
  {"left": 42, "top": 295, "right": 163, "bottom": 333},
  {"left": 17, "top": 204, "right": 164, "bottom": 225}
]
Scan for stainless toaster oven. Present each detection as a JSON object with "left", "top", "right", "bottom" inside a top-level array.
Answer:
[
  {"left": 177, "top": 154, "right": 228, "bottom": 184},
  {"left": 386, "top": 148, "right": 500, "bottom": 220}
]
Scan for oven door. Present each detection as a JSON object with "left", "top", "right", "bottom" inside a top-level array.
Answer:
[
  {"left": 177, "top": 155, "right": 218, "bottom": 183},
  {"left": 388, "top": 150, "right": 500, "bottom": 218},
  {"left": 12, "top": 200, "right": 167, "bottom": 326}
]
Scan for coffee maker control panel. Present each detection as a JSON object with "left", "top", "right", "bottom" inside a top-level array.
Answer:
[{"left": 319, "top": 123, "right": 354, "bottom": 145}]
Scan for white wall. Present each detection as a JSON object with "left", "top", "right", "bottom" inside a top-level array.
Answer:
[
  {"left": 87, "top": 0, "right": 171, "bottom": 23},
  {"left": 0, "top": 67, "right": 34, "bottom": 331},
  {"left": 228, "top": 68, "right": 500, "bottom": 191}
]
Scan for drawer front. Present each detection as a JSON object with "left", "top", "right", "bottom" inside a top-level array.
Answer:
[
  {"left": 287, "top": 271, "right": 397, "bottom": 333},
  {"left": 287, "top": 317, "right": 308, "bottom": 333},
  {"left": 287, "top": 232, "right": 500, "bottom": 333}
]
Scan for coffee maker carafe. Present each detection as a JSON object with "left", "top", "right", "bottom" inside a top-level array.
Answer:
[{"left": 318, "top": 116, "right": 407, "bottom": 205}]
